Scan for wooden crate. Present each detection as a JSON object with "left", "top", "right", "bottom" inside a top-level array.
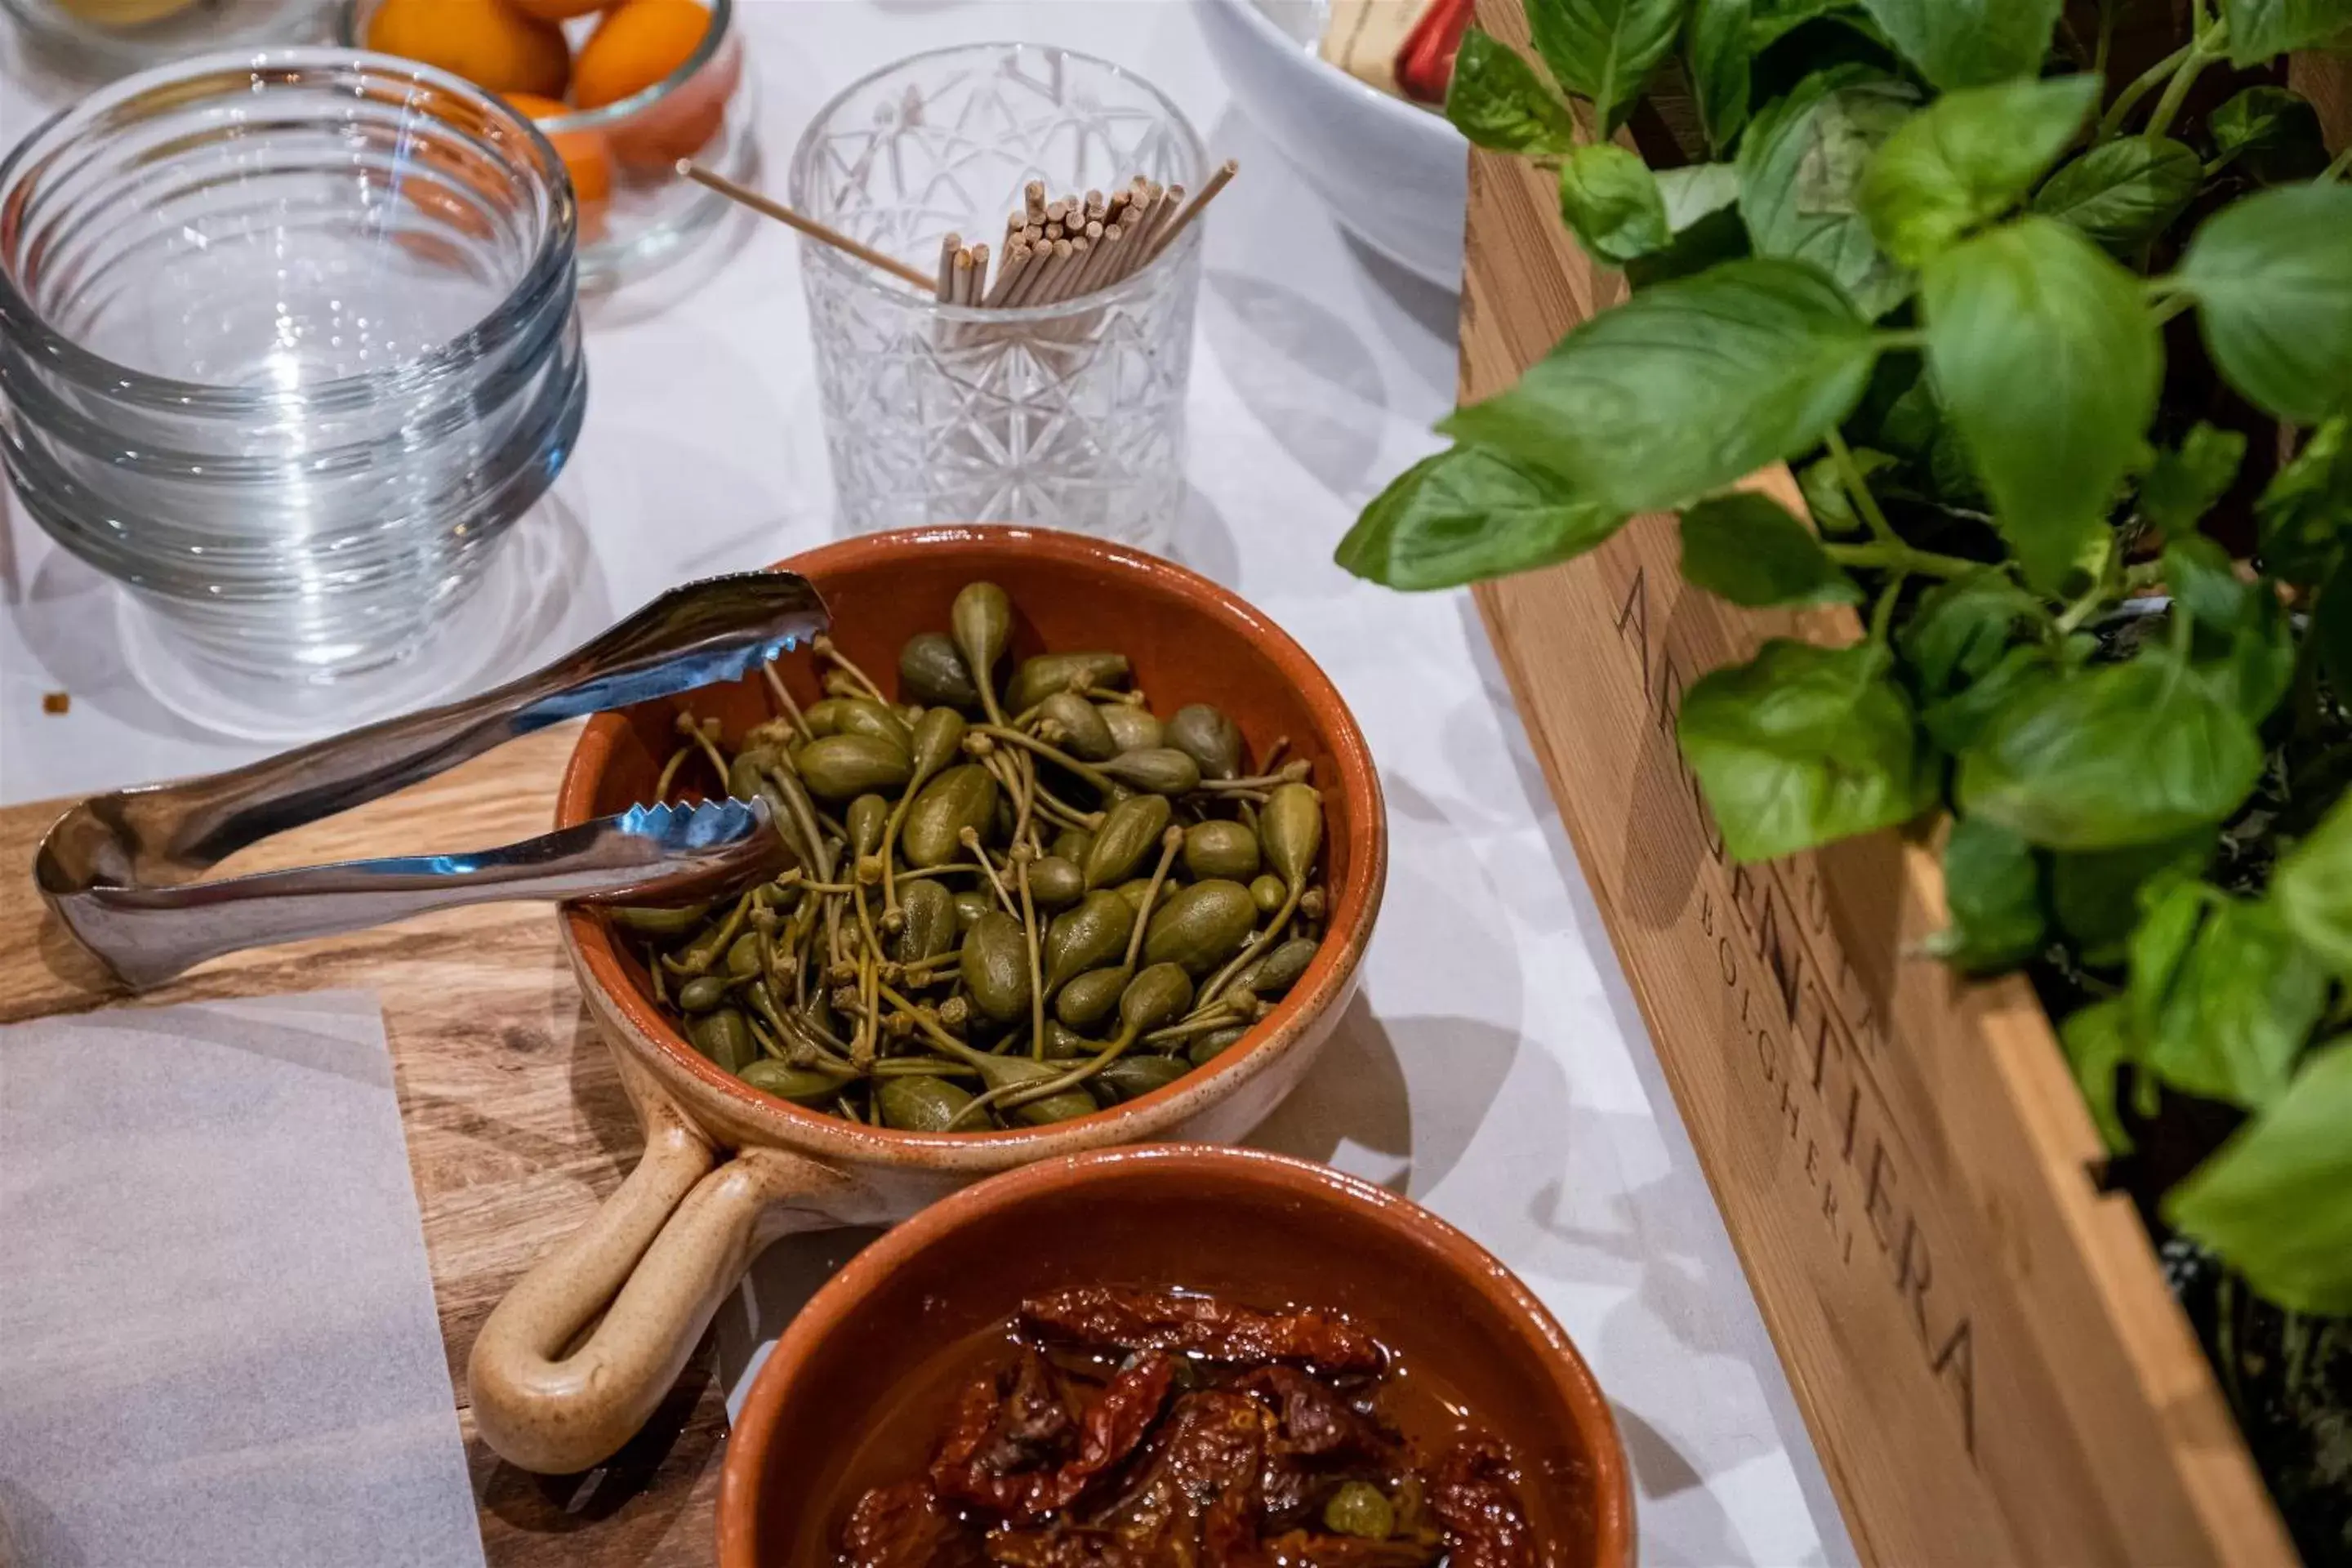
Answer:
[{"left": 1459, "top": 6, "right": 2342, "bottom": 1562}]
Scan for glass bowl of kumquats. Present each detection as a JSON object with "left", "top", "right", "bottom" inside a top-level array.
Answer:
[{"left": 341, "top": 0, "right": 753, "bottom": 285}]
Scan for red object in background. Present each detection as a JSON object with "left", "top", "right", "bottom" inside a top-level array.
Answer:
[{"left": 1397, "top": 0, "right": 1474, "bottom": 104}]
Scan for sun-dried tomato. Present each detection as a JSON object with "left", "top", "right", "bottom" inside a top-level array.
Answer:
[
  {"left": 1094, "top": 1392, "right": 1271, "bottom": 1564},
  {"left": 1228, "top": 1365, "right": 1387, "bottom": 1459},
  {"left": 932, "top": 1373, "right": 1037, "bottom": 1513},
  {"left": 842, "top": 1479, "right": 985, "bottom": 1568},
  {"left": 1067, "top": 1352, "right": 1175, "bottom": 1487},
  {"left": 1428, "top": 1440, "right": 1537, "bottom": 1568},
  {"left": 936, "top": 1354, "right": 1175, "bottom": 1518},
  {"left": 1021, "top": 1289, "right": 1386, "bottom": 1374},
  {"left": 863, "top": 1296, "right": 1536, "bottom": 1568},
  {"left": 984, "top": 1525, "right": 1134, "bottom": 1567}
]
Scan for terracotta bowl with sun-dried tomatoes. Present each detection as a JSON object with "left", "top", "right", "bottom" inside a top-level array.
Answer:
[{"left": 718, "top": 1143, "right": 1635, "bottom": 1568}]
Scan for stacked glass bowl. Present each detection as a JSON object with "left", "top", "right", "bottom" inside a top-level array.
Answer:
[{"left": 0, "top": 50, "right": 587, "bottom": 715}]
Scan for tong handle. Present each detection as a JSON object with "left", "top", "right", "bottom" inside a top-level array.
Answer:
[
  {"left": 52, "top": 572, "right": 826, "bottom": 890},
  {"left": 61, "top": 803, "right": 791, "bottom": 991}
]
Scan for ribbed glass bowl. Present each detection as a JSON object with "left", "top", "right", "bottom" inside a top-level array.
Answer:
[
  {"left": 0, "top": 48, "right": 587, "bottom": 684},
  {"left": 0, "top": 0, "right": 331, "bottom": 82}
]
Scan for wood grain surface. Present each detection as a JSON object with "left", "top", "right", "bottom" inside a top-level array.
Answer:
[
  {"left": 1457, "top": 3, "right": 2300, "bottom": 1561},
  {"left": 0, "top": 727, "right": 724, "bottom": 1568}
]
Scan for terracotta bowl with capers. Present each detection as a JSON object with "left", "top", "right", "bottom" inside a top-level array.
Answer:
[{"left": 466, "top": 523, "right": 1387, "bottom": 1476}]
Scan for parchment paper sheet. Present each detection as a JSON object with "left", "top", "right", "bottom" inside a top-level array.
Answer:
[{"left": 0, "top": 991, "right": 486, "bottom": 1568}]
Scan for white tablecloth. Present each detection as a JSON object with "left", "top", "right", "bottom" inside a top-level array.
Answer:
[{"left": 0, "top": 6, "right": 1853, "bottom": 1561}]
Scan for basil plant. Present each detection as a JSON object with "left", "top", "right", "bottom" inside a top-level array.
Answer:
[{"left": 1341, "top": 0, "right": 2352, "bottom": 1525}]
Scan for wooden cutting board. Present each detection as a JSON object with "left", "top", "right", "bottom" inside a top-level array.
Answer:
[{"left": 0, "top": 726, "right": 724, "bottom": 1568}]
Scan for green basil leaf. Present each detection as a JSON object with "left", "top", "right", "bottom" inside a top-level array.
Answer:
[
  {"left": 1686, "top": 0, "right": 1753, "bottom": 154},
  {"left": 2164, "top": 534, "right": 2294, "bottom": 719},
  {"left": 1870, "top": 369, "right": 1944, "bottom": 457},
  {"left": 1656, "top": 163, "right": 1743, "bottom": 229},
  {"left": 2273, "top": 790, "right": 2352, "bottom": 975},
  {"left": 2132, "top": 893, "right": 2326, "bottom": 1108},
  {"left": 2127, "top": 875, "right": 2212, "bottom": 1036},
  {"left": 2207, "top": 87, "right": 2332, "bottom": 185},
  {"left": 1929, "top": 815, "right": 2046, "bottom": 970},
  {"left": 1446, "top": 29, "right": 1583, "bottom": 154},
  {"left": 2140, "top": 422, "right": 2247, "bottom": 536},
  {"left": 1559, "top": 142, "right": 1673, "bottom": 263},
  {"left": 1899, "top": 568, "right": 2046, "bottom": 695},
  {"left": 2031, "top": 138, "right": 2203, "bottom": 256},
  {"left": 1856, "top": 0, "right": 2065, "bottom": 88},
  {"left": 1797, "top": 444, "right": 1896, "bottom": 534},
  {"left": 1956, "top": 654, "right": 2265, "bottom": 850},
  {"left": 2059, "top": 998, "right": 2136, "bottom": 1153},
  {"left": 1860, "top": 75, "right": 2099, "bottom": 267},
  {"left": 2219, "top": 0, "right": 2352, "bottom": 66},
  {"left": 1921, "top": 641, "right": 2059, "bottom": 751},
  {"left": 2167, "top": 1040, "right": 2352, "bottom": 1315},
  {"left": 1749, "top": 0, "right": 1866, "bottom": 48},
  {"left": 1737, "top": 71, "right": 1918, "bottom": 318},
  {"left": 1677, "top": 492, "right": 1863, "bottom": 605},
  {"left": 1677, "top": 639, "right": 1937, "bottom": 862},
  {"left": 1441, "top": 259, "right": 1882, "bottom": 513},
  {"left": 1927, "top": 417, "right": 1989, "bottom": 506},
  {"left": 2051, "top": 832, "right": 2214, "bottom": 964},
  {"left": 2180, "top": 184, "right": 2352, "bottom": 425},
  {"left": 1335, "top": 445, "right": 1627, "bottom": 590},
  {"left": 1527, "top": 0, "right": 1690, "bottom": 131},
  {"left": 1624, "top": 204, "right": 1753, "bottom": 288},
  {"left": 1924, "top": 217, "right": 2160, "bottom": 591},
  {"left": 2256, "top": 413, "right": 2352, "bottom": 585}
]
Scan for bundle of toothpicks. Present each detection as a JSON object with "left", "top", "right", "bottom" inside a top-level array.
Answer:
[{"left": 937, "top": 161, "right": 1236, "bottom": 308}]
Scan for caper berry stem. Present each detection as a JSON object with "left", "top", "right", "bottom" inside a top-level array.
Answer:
[
  {"left": 1013, "top": 753, "right": 1040, "bottom": 849},
  {"left": 852, "top": 949, "right": 880, "bottom": 1071},
  {"left": 1016, "top": 853, "right": 1048, "bottom": 1061},
  {"left": 776, "top": 873, "right": 860, "bottom": 895},
  {"left": 941, "top": 1085, "right": 1009, "bottom": 1131},
  {"left": 960, "top": 826, "right": 1022, "bottom": 918},
  {"left": 875, "top": 983, "right": 1001, "bottom": 1070},
  {"left": 1142, "top": 1009, "right": 1247, "bottom": 1047},
  {"left": 812, "top": 635, "right": 889, "bottom": 706},
  {"left": 1193, "top": 760, "right": 1314, "bottom": 794},
  {"left": 1199, "top": 884, "right": 1303, "bottom": 1012},
  {"left": 1123, "top": 827, "right": 1185, "bottom": 970},
  {"left": 868, "top": 1057, "right": 982, "bottom": 1079},
  {"left": 759, "top": 662, "right": 816, "bottom": 745},
  {"left": 853, "top": 882, "right": 886, "bottom": 979},
  {"left": 1027, "top": 790, "right": 1094, "bottom": 834},
  {"left": 653, "top": 742, "right": 693, "bottom": 800},
  {"left": 676, "top": 710, "right": 733, "bottom": 787},
  {"left": 991, "top": 1026, "right": 1142, "bottom": 1113},
  {"left": 971, "top": 724, "right": 1116, "bottom": 794},
  {"left": 1027, "top": 773, "right": 1106, "bottom": 831},
  {"left": 675, "top": 893, "right": 754, "bottom": 976}
]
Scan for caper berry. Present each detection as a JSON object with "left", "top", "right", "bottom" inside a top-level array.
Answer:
[
  {"left": 1323, "top": 1481, "right": 1394, "bottom": 1539},
  {"left": 629, "top": 578, "right": 1329, "bottom": 1135}
]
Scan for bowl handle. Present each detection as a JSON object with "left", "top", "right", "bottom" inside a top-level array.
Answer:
[{"left": 466, "top": 1095, "right": 868, "bottom": 1474}]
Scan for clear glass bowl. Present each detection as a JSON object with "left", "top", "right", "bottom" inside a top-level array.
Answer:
[
  {"left": 0, "top": 49, "right": 586, "bottom": 686},
  {"left": 338, "top": 0, "right": 755, "bottom": 289},
  {"left": 0, "top": 0, "right": 330, "bottom": 82},
  {"left": 789, "top": 43, "right": 1208, "bottom": 548}
]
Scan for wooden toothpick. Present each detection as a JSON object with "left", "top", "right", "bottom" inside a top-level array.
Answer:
[{"left": 676, "top": 160, "right": 935, "bottom": 292}]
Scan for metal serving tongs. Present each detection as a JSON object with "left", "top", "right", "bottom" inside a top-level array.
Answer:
[{"left": 36, "top": 572, "right": 831, "bottom": 990}]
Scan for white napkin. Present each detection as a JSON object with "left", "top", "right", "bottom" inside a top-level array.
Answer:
[{"left": 0, "top": 992, "right": 485, "bottom": 1568}]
